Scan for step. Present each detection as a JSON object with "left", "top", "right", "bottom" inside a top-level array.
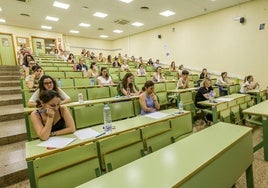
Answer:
[
  {"left": 0, "top": 119, "right": 27, "bottom": 146},
  {"left": 0, "top": 86, "right": 22, "bottom": 95},
  {"left": 0, "top": 76, "right": 20, "bottom": 81},
  {"left": 0, "top": 71, "right": 20, "bottom": 76},
  {"left": 0, "top": 141, "right": 28, "bottom": 187},
  {"left": 0, "top": 80, "right": 21, "bottom": 87},
  {"left": 0, "top": 104, "right": 24, "bottom": 122},
  {"left": 0, "top": 94, "right": 23, "bottom": 106},
  {"left": 0, "top": 66, "right": 19, "bottom": 71}
]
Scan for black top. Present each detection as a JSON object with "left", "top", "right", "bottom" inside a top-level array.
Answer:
[
  {"left": 195, "top": 86, "right": 213, "bottom": 108},
  {"left": 37, "top": 108, "right": 66, "bottom": 132},
  {"left": 199, "top": 72, "right": 208, "bottom": 79},
  {"left": 76, "top": 64, "right": 88, "bottom": 71}
]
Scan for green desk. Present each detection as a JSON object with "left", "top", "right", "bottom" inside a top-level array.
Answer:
[
  {"left": 243, "top": 100, "right": 268, "bottom": 161},
  {"left": 26, "top": 109, "right": 192, "bottom": 188},
  {"left": 247, "top": 89, "right": 267, "bottom": 104},
  {"left": 78, "top": 123, "right": 254, "bottom": 188}
]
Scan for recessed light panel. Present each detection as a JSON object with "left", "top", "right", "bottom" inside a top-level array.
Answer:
[
  {"left": 113, "top": 29, "right": 123, "bottom": 33},
  {"left": 100, "top": 35, "right": 108, "bottom": 38},
  {"left": 119, "top": 0, "right": 133, "bottom": 3},
  {"left": 53, "top": 1, "right": 70, "bottom": 9},
  {"left": 93, "top": 12, "right": 108, "bottom": 18},
  {"left": 41, "top": 25, "right": 52, "bottom": 30},
  {"left": 69, "top": 30, "right": 79, "bottom": 34},
  {"left": 45, "top": 16, "right": 59, "bottom": 21},
  {"left": 79, "top": 23, "right": 90, "bottom": 27},
  {"left": 0, "top": 19, "right": 6, "bottom": 23},
  {"left": 132, "top": 22, "right": 144, "bottom": 27},
  {"left": 160, "top": 10, "right": 175, "bottom": 17}
]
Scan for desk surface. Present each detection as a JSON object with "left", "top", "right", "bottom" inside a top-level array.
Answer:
[
  {"left": 247, "top": 88, "right": 267, "bottom": 94},
  {"left": 243, "top": 100, "right": 268, "bottom": 116},
  {"left": 26, "top": 108, "right": 189, "bottom": 160},
  {"left": 77, "top": 122, "right": 252, "bottom": 188},
  {"left": 167, "top": 87, "right": 198, "bottom": 93}
]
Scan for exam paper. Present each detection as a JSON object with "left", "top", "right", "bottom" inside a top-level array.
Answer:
[
  {"left": 74, "top": 127, "right": 100, "bottom": 140},
  {"left": 144, "top": 112, "right": 169, "bottom": 119},
  {"left": 37, "top": 137, "right": 76, "bottom": 148},
  {"left": 214, "top": 97, "right": 234, "bottom": 102}
]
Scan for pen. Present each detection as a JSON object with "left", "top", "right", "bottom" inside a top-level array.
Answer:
[{"left": 95, "top": 132, "right": 106, "bottom": 138}]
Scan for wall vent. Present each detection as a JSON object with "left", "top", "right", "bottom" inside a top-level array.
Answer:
[
  {"left": 16, "top": 0, "right": 31, "bottom": 3},
  {"left": 114, "top": 19, "right": 129, "bottom": 25}
]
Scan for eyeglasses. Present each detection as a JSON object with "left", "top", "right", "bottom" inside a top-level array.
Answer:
[{"left": 44, "top": 81, "right": 53, "bottom": 85}]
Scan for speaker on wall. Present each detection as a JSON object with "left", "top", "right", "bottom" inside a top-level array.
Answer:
[
  {"left": 240, "top": 17, "right": 245, "bottom": 24},
  {"left": 158, "top": 34, "right": 162, "bottom": 39}
]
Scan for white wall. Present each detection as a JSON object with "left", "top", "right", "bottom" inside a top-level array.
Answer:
[{"left": 112, "top": 0, "right": 268, "bottom": 87}]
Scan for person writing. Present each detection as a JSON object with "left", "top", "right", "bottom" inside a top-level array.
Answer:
[
  {"left": 139, "top": 81, "right": 160, "bottom": 115},
  {"left": 117, "top": 72, "right": 140, "bottom": 96},
  {"left": 240, "top": 75, "right": 259, "bottom": 93},
  {"left": 30, "top": 90, "right": 76, "bottom": 140}
]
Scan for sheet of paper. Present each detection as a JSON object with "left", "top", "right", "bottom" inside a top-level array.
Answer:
[
  {"left": 74, "top": 127, "right": 100, "bottom": 140},
  {"left": 37, "top": 137, "right": 76, "bottom": 148},
  {"left": 144, "top": 111, "right": 169, "bottom": 119},
  {"left": 214, "top": 97, "right": 234, "bottom": 102}
]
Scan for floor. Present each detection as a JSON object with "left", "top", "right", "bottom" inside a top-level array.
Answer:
[{"left": 6, "top": 122, "right": 268, "bottom": 188}]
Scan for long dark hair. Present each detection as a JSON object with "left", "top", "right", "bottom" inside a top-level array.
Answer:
[
  {"left": 39, "top": 90, "right": 60, "bottom": 104},
  {"left": 38, "top": 75, "right": 58, "bottom": 93},
  {"left": 121, "top": 72, "right": 135, "bottom": 92},
  {"left": 99, "top": 67, "right": 109, "bottom": 80},
  {"left": 142, "top": 80, "right": 154, "bottom": 92}
]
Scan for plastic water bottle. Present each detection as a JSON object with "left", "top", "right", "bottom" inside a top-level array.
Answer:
[
  {"left": 90, "top": 77, "right": 95, "bottom": 86},
  {"left": 78, "top": 93, "right": 84, "bottom": 103},
  {"left": 57, "top": 78, "right": 62, "bottom": 88},
  {"left": 178, "top": 101, "right": 183, "bottom": 114},
  {"left": 103, "top": 103, "right": 112, "bottom": 133},
  {"left": 209, "top": 90, "right": 214, "bottom": 102}
]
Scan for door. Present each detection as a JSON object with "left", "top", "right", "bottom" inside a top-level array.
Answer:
[
  {"left": 0, "top": 34, "right": 16, "bottom": 66},
  {"left": 32, "top": 38, "right": 46, "bottom": 55}
]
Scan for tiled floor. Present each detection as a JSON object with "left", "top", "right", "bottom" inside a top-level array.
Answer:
[{"left": 6, "top": 122, "right": 268, "bottom": 188}]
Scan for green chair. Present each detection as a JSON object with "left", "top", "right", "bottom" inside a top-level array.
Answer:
[
  {"left": 63, "top": 88, "right": 87, "bottom": 101},
  {"left": 119, "top": 71, "right": 127, "bottom": 80},
  {"left": 87, "top": 87, "right": 110, "bottom": 100},
  {"left": 74, "top": 78, "right": 90, "bottom": 87},
  {"left": 97, "top": 129, "right": 144, "bottom": 172},
  {"left": 140, "top": 120, "right": 173, "bottom": 153},
  {"left": 109, "top": 86, "right": 118, "bottom": 97},
  {"left": 156, "top": 92, "right": 168, "bottom": 108},
  {"left": 32, "top": 142, "right": 101, "bottom": 188},
  {"left": 71, "top": 104, "right": 104, "bottom": 129},
  {"left": 58, "top": 66, "right": 74, "bottom": 72},
  {"left": 134, "top": 76, "right": 147, "bottom": 85},
  {"left": 154, "top": 82, "right": 166, "bottom": 93},
  {"left": 110, "top": 73, "right": 120, "bottom": 83},
  {"left": 109, "top": 100, "right": 135, "bottom": 121},
  {"left": 230, "top": 105, "right": 242, "bottom": 124},
  {"left": 229, "top": 85, "right": 237, "bottom": 94},
  {"left": 45, "top": 71, "right": 65, "bottom": 79},
  {"left": 22, "top": 90, "right": 35, "bottom": 107},
  {"left": 60, "top": 78, "right": 74, "bottom": 88},
  {"left": 165, "top": 82, "right": 177, "bottom": 90},
  {"left": 220, "top": 108, "right": 232, "bottom": 123},
  {"left": 213, "top": 87, "right": 220, "bottom": 98},
  {"left": 108, "top": 67, "right": 120, "bottom": 74},
  {"left": 180, "top": 91, "right": 193, "bottom": 103},
  {"left": 133, "top": 98, "right": 141, "bottom": 116},
  {"left": 42, "top": 66, "right": 58, "bottom": 72},
  {"left": 65, "top": 71, "right": 83, "bottom": 78},
  {"left": 24, "top": 114, "right": 38, "bottom": 140}
]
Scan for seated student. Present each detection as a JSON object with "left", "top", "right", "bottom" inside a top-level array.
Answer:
[
  {"left": 240, "top": 75, "right": 259, "bottom": 93},
  {"left": 25, "top": 65, "right": 43, "bottom": 89},
  {"left": 76, "top": 58, "right": 88, "bottom": 72},
  {"left": 30, "top": 90, "right": 76, "bottom": 140},
  {"left": 112, "top": 57, "right": 121, "bottom": 67},
  {"left": 169, "top": 61, "right": 176, "bottom": 71},
  {"left": 152, "top": 66, "right": 165, "bottom": 82},
  {"left": 177, "top": 70, "right": 189, "bottom": 89},
  {"left": 198, "top": 68, "right": 209, "bottom": 86},
  {"left": 117, "top": 72, "right": 140, "bottom": 96},
  {"left": 88, "top": 62, "right": 99, "bottom": 78},
  {"left": 67, "top": 53, "right": 75, "bottom": 64},
  {"left": 195, "top": 78, "right": 215, "bottom": 125},
  {"left": 28, "top": 75, "right": 71, "bottom": 107},
  {"left": 136, "top": 63, "right": 147, "bottom": 76},
  {"left": 139, "top": 81, "right": 160, "bottom": 115},
  {"left": 215, "top": 72, "right": 233, "bottom": 95},
  {"left": 97, "top": 67, "right": 114, "bottom": 86},
  {"left": 178, "top": 64, "right": 184, "bottom": 76},
  {"left": 120, "top": 59, "right": 130, "bottom": 72},
  {"left": 22, "top": 54, "right": 35, "bottom": 76}
]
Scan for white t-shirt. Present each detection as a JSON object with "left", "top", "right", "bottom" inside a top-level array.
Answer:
[
  {"left": 28, "top": 88, "right": 70, "bottom": 103},
  {"left": 240, "top": 81, "right": 251, "bottom": 93},
  {"left": 97, "top": 76, "right": 113, "bottom": 85}
]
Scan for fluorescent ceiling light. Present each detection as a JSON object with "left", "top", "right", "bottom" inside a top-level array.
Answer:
[
  {"left": 100, "top": 35, "right": 108, "bottom": 38},
  {"left": 93, "top": 12, "right": 108, "bottom": 18},
  {"left": 113, "top": 29, "right": 123, "bottom": 33},
  {"left": 0, "top": 7, "right": 2, "bottom": 12},
  {"left": 119, "top": 0, "right": 133, "bottom": 3},
  {"left": 160, "top": 10, "right": 175, "bottom": 17},
  {"left": 53, "top": 1, "right": 70, "bottom": 9},
  {"left": 0, "top": 19, "right": 6, "bottom": 23},
  {"left": 79, "top": 23, "right": 90, "bottom": 27},
  {"left": 70, "top": 30, "right": 79, "bottom": 34},
  {"left": 41, "top": 25, "right": 52, "bottom": 30},
  {"left": 46, "top": 16, "right": 59, "bottom": 21},
  {"left": 132, "top": 22, "right": 144, "bottom": 27}
]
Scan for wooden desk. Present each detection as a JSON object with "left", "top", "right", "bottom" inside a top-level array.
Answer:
[
  {"left": 26, "top": 109, "right": 192, "bottom": 188},
  {"left": 247, "top": 89, "right": 267, "bottom": 104},
  {"left": 243, "top": 100, "right": 268, "bottom": 161},
  {"left": 78, "top": 123, "right": 254, "bottom": 188}
]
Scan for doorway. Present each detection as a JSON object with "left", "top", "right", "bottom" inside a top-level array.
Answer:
[
  {"left": 32, "top": 37, "right": 56, "bottom": 55},
  {"left": 0, "top": 33, "right": 16, "bottom": 66}
]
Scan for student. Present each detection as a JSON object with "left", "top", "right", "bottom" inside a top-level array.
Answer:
[
  {"left": 240, "top": 75, "right": 259, "bottom": 93},
  {"left": 152, "top": 66, "right": 165, "bottom": 82},
  {"left": 67, "top": 53, "right": 75, "bottom": 64},
  {"left": 30, "top": 90, "right": 76, "bottom": 140},
  {"left": 88, "top": 62, "right": 99, "bottom": 78},
  {"left": 198, "top": 68, "right": 209, "bottom": 86},
  {"left": 177, "top": 70, "right": 189, "bottom": 89},
  {"left": 76, "top": 58, "right": 88, "bottom": 71},
  {"left": 195, "top": 78, "right": 215, "bottom": 125},
  {"left": 120, "top": 59, "right": 130, "bottom": 72},
  {"left": 28, "top": 75, "right": 71, "bottom": 107},
  {"left": 215, "top": 72, "right": 233, "bottom": 95},
  {"left": 117, "top": 72, "right": 139, "bottom": 96},
  {"left": 25, "top": 65, "right": 43, "bottom": 89},
  {"left": 178, "top": 64, "right": 184, "bottom": 76},
  {"left": 97, "top": 67, "right": 114, "bottom": 86},
  {"left": 169, "top": 61, "right": 176, "bottom": 71},
  {"left": 139, "top": 81, "right": 160, "bottom": 115},
  {"left": 136, "top": 64, "right": 147, "bottom": 76}
]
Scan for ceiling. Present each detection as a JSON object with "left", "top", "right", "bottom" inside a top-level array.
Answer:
[{"left": 0, "top": 0, "right": 252, "bottom": 40}]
